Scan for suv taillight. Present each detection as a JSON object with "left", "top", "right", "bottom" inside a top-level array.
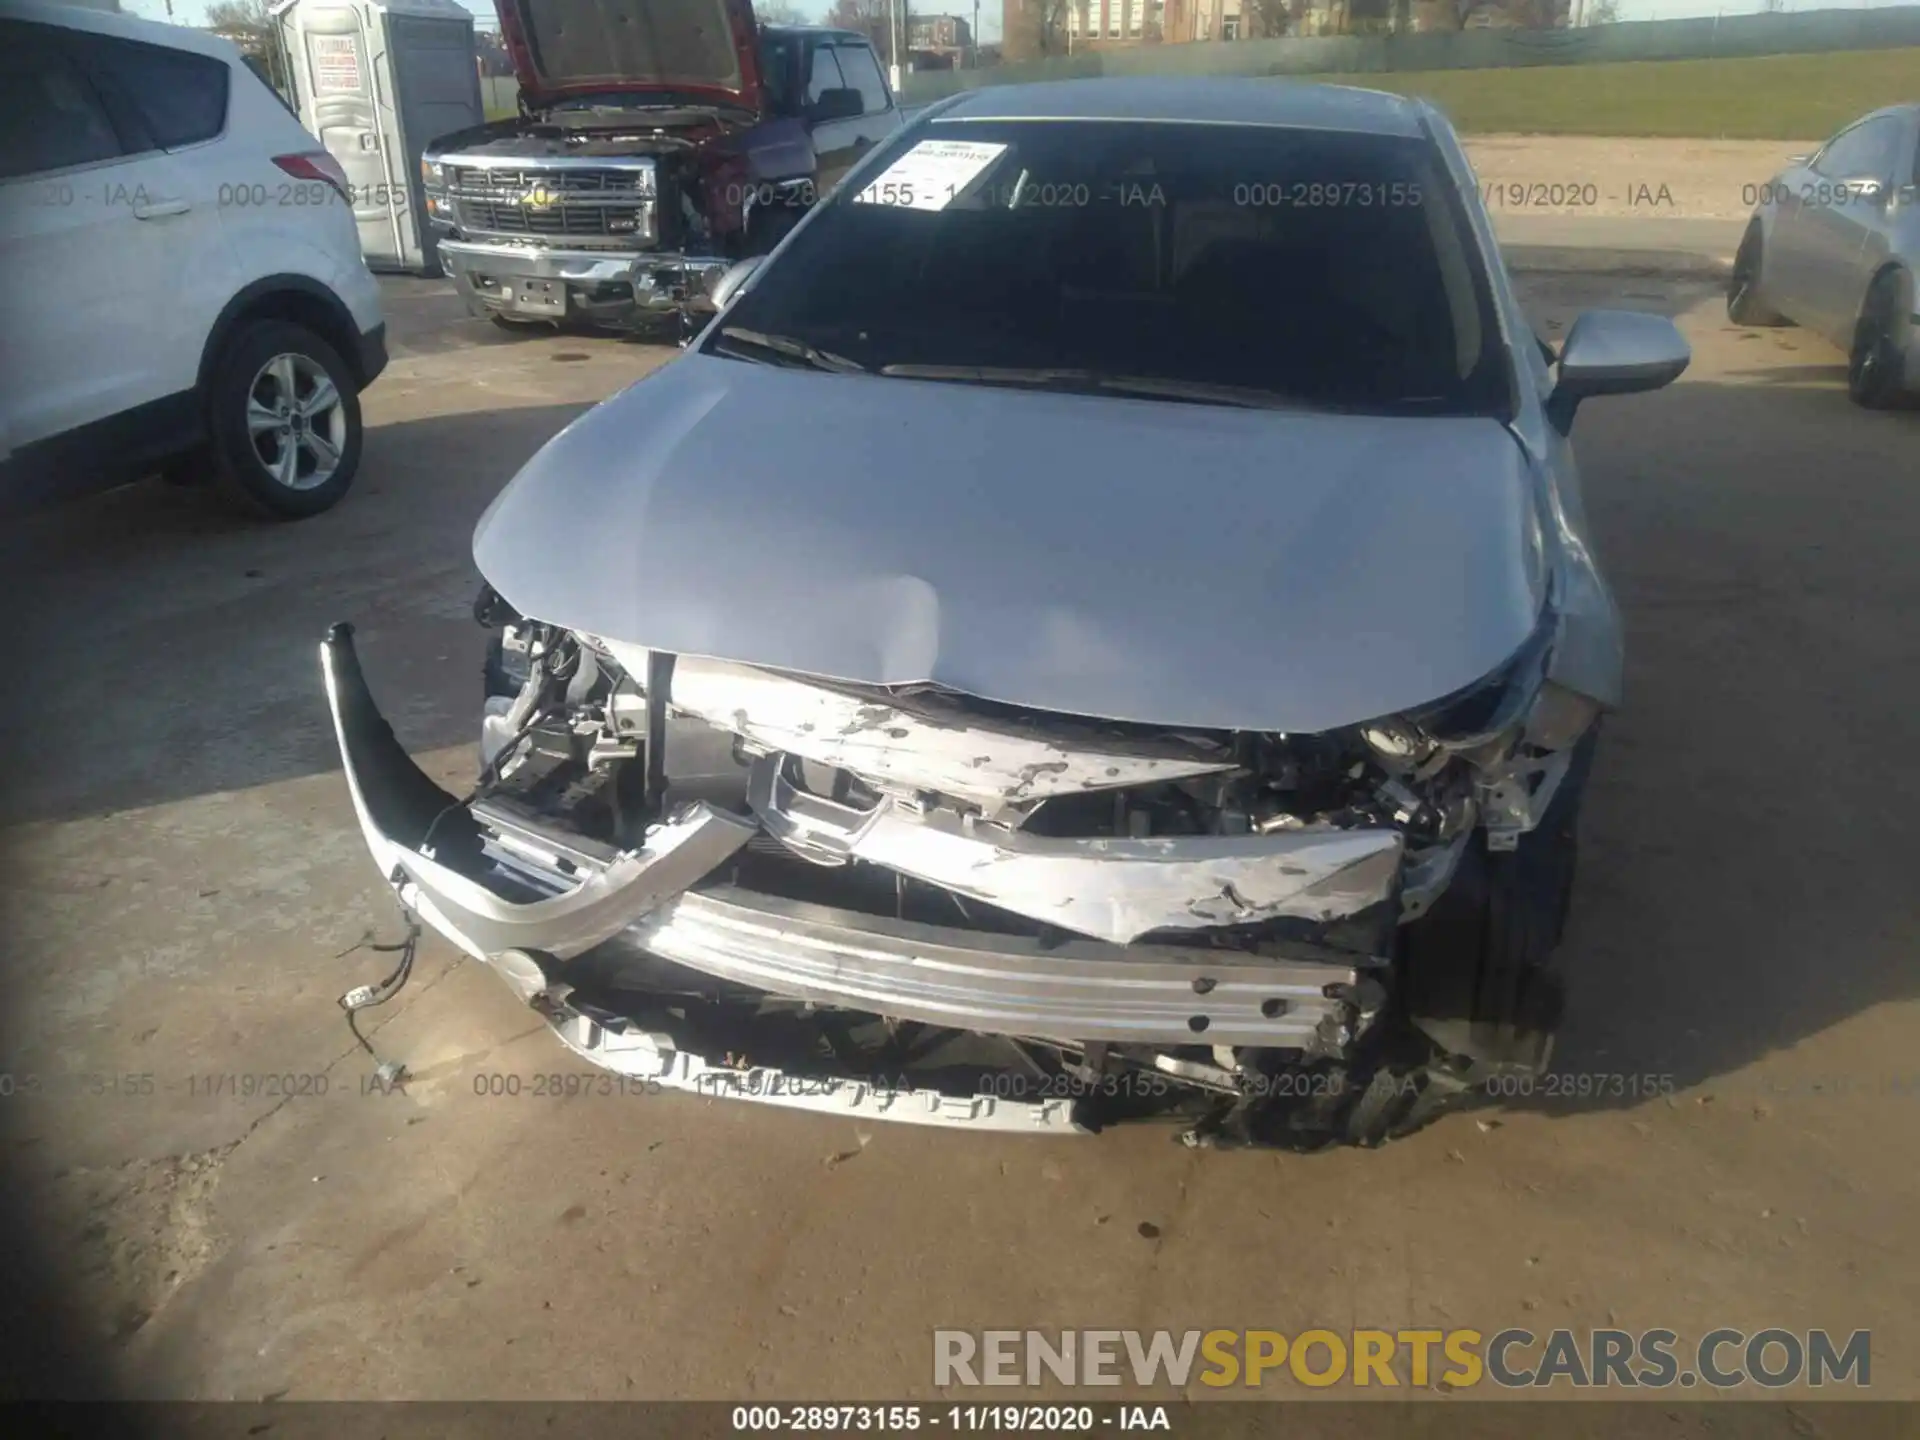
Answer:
[{"left": 274, "top": 152, "right": 351, "bottom": 204}]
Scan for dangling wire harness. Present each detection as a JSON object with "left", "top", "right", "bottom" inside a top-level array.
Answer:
[{"left": 335, "top": 887, "right": 422, "bottom": 1090}]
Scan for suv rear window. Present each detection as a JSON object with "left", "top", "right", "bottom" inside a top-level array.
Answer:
[
  {"left": 75, "top": 33, "right": 230, "bottom": 150},
  {"left": 712, "top": 119, "right": 1511, "bottom": 417},
  {"left": 0, "top": 22, "right": 125, "bottom": 180}
]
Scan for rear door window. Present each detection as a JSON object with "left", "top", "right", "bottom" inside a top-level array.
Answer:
[
  {"left": 72, "top": 32, "right": 230, "bottom": 151},
  {"left": 0, "top": 22, "right": 125, "bottom": 180}
]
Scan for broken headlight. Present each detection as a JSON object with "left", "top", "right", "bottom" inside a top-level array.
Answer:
[{"left": 1367, "top": 612, "right": 1559, "bottom": 769}]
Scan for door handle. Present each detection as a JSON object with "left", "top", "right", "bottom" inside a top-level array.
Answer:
[{"left": 133, "top": 198, "right": 191, "bottom": 220}]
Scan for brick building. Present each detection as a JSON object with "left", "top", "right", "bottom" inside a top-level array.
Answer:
[
  {"left": 909, "top": 13, "right": 975, "bottom": 65},
  {"left": 1005, "top": 0, "right": 1355, "bottom": 58}
]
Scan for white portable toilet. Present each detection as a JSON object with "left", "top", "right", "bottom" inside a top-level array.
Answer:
[{"left": 273, "top": 0, "right": 485, "bottom": 275}]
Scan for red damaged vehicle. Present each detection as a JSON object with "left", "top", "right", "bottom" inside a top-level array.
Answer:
[{"left": 421, "top": 0, "right": 902, "bottom": 331}]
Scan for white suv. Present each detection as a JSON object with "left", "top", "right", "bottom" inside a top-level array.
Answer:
[{"left": 0, "top": 0, "right": 387, "bottom": 519}]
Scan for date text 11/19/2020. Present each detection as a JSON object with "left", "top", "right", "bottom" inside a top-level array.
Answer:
[{"left": 731, "top": 1405, "right": 1173, "bottom": 1432}]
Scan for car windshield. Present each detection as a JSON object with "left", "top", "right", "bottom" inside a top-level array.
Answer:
[{"left": 709, "top": 118, "right": 1513, "bottom": 416}]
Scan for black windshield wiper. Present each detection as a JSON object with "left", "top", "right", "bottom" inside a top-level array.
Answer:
[
  {"left": 878, "top": 364, "right": 1312, "bottom": 411},
  {"left": 714, "top": 327, "right": 867, "bottom": 374},
  {"left": 1092, "top": 376, "right": 1319, "bottom": 412}
]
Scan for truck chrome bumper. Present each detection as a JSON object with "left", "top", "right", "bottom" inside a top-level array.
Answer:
[{"left": 437, "top": 238, "right": 732, "bottom": 320}]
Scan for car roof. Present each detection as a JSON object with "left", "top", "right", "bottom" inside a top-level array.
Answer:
[
  {"left": 762, "top": 25, "right": 873, "bottom": 42},
  {"left": 1842, "top": 102, "right": 1920, "bottom": 127},
  {"left": 4, "top": 0, "right": 240, "bottom": 62},
  {"left": 931, "top": 76, "right": 1436, "bottom": 138}
]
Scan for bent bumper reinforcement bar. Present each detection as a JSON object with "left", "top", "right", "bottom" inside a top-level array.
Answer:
[{"left": 320, "top": 625, "right": 1383, "bottom": 1127}]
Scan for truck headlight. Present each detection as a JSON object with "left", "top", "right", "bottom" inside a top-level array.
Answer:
[{"left": 421, "top": 158, "right": 445, "bottom": 189}]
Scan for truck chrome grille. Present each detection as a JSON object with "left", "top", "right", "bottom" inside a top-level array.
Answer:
[{"left": 445, "top": 164, "right": 655, "bottom": 244}]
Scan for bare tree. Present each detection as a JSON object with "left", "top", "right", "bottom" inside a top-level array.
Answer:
[
  {"left": 758, "top": 0, "right": 810, "bottom": 21},
  {"left": 207, "top": 0, "right": 293, "bottom": 93},
  {"left": 1503, "top": 0, "right": 1572, "bottom": 24},
  {"left": 206, "top": 0, "right": 274, "bottom": 40},
  {"left": 1244, "top": 0, "right": 1293, "bottom": 36},
  {"left": 1035, "top": 0, "right": 1074, "bottom": 55},
  {"left": 1430, "top": 0, "right": 1490, "bottom": 27},
  {"left": 1586, "top": 0, "right": 1620, "bottom": 18},
  {"left": 828, "top": 0, "right": 894, "bottom": 61},
  {"left": 1428, "top": 0, "right": 1567, "bottom": 26}
]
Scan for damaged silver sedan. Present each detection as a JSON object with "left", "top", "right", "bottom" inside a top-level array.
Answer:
[{"left": 324, "top": 78, "right": 1690, "bottom": 1146}]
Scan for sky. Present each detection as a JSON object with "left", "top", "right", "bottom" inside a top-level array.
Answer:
[{"left": 113, "top": 0, "right": 1920, "bottom": 53}]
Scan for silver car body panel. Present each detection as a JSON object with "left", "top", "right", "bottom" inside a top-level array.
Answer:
[
  {"left": 471, "top": 89, "right": 1631, "bottom": 727},
  {"left": 742, "top": 750, "right": 1402, "bottom": 945},
  {"left": 474, "top": 357, "right": 1551, "bottom": 735},
  {"left": 1418, "top": 106, "right": 1626, "bottom": 711},
  {"left": 626, "top": 648, "right": 1238, "bottom": 811},
  {"left": 1743, "top": 104, "right": 1920, "bottom": 386},
  {"left": 322, "top": 634, "right": 757, "bottom": 962}
]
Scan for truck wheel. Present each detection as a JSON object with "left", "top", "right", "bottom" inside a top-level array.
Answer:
[{"left": 206, "top": 321, "right": 362, "bottom": 519}]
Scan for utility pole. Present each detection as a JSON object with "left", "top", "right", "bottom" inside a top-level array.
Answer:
[{"left": 889, "top": 0, "right": 904, "bottom": 95}]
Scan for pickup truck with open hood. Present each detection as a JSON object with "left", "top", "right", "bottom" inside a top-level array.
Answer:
[{"left": 420, "top": 0, "right": 901, "bottom": 330}]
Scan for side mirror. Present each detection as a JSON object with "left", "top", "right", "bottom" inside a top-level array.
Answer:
[
  {"left": 1545, "top": 309, "right": 1690, "bottom": 434},
  {"left": 707, "top": 255, "right": 764, "bottom": 312},
  {"left": 808, "top": 87, "right": 864, "bottom": 124}
]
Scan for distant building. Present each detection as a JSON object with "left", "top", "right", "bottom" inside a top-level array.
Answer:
[
  {"left": 1061, "top": 0, "right": 1163, "bottom": 48},
  {"left": 907, "top": 14, "right": 974, "bottom": 65}
]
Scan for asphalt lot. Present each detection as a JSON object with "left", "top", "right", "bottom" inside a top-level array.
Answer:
[{"left": 2, "top": 267, "right": 1916, "bottom": 1405}]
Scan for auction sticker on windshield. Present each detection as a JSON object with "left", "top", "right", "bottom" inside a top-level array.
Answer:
[{"left": 854, "top": 140, "right": 1008, "bottom": 211}]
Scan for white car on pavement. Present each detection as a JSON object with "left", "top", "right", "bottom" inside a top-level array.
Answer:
[{"left": 0, "top": 0, "right": 387, "bottom": 518}]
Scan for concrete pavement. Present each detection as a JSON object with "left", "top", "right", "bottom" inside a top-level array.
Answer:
[
  {"left": 3, "top": 273, "right": 1916, "bottom": 1405},
  {"left": 1495, "top": 213, "right": 1746, "bottom": 277}
]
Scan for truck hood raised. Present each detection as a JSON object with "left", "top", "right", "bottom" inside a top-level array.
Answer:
[
  {"left": 497, "top": 0, "right": 763, "bottom": 111},
  {"left": 472, "top": 355, "right": 1548, "bottom": 734}
]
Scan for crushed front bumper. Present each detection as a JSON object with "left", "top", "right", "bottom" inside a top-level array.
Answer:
[
  {"left": 436, "top": 238, "right": 732, "bottom": 325},
  {"left": 321, "top": 625, "right": 1392, "bottom": 1132}
]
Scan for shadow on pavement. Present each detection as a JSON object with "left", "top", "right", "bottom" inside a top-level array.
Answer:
[
  {"left": 2, "top": 402, "right": 596, "bottom": 829},
  {"left": 1501, "top": 369, "right": 1919, "bottom": 1115}
]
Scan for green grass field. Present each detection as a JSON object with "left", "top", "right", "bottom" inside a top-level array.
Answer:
[
  {"left": 1316, "top": 47, "right": 1920, "bottom": 139},
  {"left": 490, "top": 48, "right": 1914, "bottom": 137}
]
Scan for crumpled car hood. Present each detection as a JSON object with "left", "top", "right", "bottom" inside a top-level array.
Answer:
[{"left": 472, "top": 354, "right": 1547, "bottom": 733}]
